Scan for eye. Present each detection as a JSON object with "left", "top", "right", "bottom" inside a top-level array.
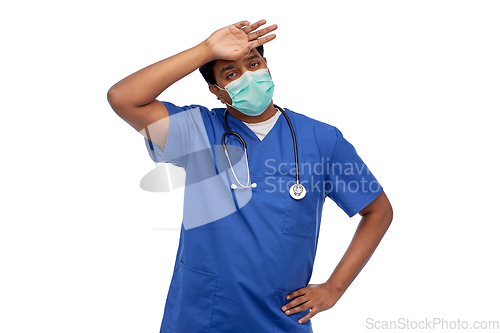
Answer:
[
  {"left": 227, "top": 72, "right": 236, "bottom": 79},
  {"left": 250, "top": 62, "right": 259, "bottom": 68}
]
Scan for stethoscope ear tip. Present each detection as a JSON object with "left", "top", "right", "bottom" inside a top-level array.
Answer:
[
  {"left": 251, "top": 183, "right": 257, "bottom": 188},
  {"left": 231, "top": 184, "right": 237, "bottom": 189}
]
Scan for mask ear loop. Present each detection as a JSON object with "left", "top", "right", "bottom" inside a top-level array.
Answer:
[
  {"left": 215, "top": 84, "right": 242, "bottom": 114},
  {"left": 215, "top": 84, "right": 226, "bottom": 92},
  {"left": 215, "top": 84, "right": 228, "bottom": 105}
]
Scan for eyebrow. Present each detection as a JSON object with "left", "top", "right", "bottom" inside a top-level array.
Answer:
[
  {"left": 220, "top": 64, "right": 234, "bottom": 75},
  {"left": 220, "top": 55, "right": 260, "bottom": 75}
]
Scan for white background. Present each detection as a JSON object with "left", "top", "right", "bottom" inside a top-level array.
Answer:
[{"left": 1, "top": 0, "right": 499, "bottom": 332}]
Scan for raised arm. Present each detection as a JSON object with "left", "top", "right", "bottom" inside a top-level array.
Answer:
[{"left": 106, "top": 20, "right": 277, "bottom": 149}]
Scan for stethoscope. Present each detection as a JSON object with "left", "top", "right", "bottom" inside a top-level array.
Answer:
[{"left": 221, "top": 104, "right": 306, "bottom": 200}]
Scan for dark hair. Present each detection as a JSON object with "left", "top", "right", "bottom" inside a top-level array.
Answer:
[{"left": 199, "top": 45, "right": 264, "bottom": 86}]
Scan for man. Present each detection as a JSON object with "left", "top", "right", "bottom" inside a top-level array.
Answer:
[{"left": 107, "top": 19, "right": 393, "bottom": 333}]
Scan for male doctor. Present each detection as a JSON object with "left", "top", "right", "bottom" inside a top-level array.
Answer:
[{"left": 108, "top": 19, "right": 393, "bottom": 333}]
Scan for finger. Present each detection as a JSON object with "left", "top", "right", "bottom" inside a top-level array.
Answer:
[
  {"left": 283, "top": 298, "right": 309, "bottom": 315},
  {"left": 241, "top": 19, "right": 267, "bottom": 34},
  {"left": 286, "top": 287, "right": 306, "bottom": 301},
  {"left": 298, "top": 309, "right": 316, "bottom": 325},
  {"left": 282, "top": 294, "right": 310, "bottom": 312},
  {"left": 253, "top": 34, "right": 276, "bottom": 48},
  {"left": 284, "top": 302, "right": 308, "bottom": 316},
  {"left": 233, "top": 20, "right": 250, "bottom": 29},
  {"left": 247, "top": 24, "right": 278, "bottom": 41}
]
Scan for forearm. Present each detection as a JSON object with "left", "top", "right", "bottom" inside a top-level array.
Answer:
[
  {"left": 108, "top": 41, "right": 214, "bottom": 108},
  {"left": 325, "top": 203, "right": 393, "bottom": 302}
]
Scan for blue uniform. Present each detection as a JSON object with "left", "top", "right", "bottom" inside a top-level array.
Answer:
[{"left": 144, "top": 102, "right": 383, "bottom": 333}]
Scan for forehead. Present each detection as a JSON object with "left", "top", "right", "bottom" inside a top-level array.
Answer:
[{"left": 213, "top": 48, "right": 263, "bottom": 75}]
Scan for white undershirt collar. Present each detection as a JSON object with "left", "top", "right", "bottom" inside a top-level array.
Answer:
[{"left": 242, "top": 110, "right": 281, "bottom": 141}]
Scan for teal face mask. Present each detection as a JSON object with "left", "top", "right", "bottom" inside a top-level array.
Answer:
[{"left": 216, "top": 68, "right": 275, "bottom": 116}]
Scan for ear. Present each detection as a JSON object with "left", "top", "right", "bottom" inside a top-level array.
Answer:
[{"left": 209, "top": 84, "right": 226, "bottom": 104}]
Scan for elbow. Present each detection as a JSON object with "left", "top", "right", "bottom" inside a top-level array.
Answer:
[
  {"left": 107, "top": 86, "right": 132, "bottom": 118},
  {"left": 385, "top": 201, "right": 393, "bottom": 226},
  {"left": 107, "top": 86, "right": 122, "bottom": 112},
  {"left": 380, "top": 192, "right": 393, "bottom": 226}
]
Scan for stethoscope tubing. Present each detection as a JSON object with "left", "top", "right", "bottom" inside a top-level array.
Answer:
[
  {"left": 276, "top": 105, "right": 300, "bottom": 185},
  {"left": 222, "top": 104, "right": 303, "bottom": 194}
]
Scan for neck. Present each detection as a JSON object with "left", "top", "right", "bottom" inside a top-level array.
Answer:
[{"left": 227, "top": 101, "right": 278, "bottom": 124}]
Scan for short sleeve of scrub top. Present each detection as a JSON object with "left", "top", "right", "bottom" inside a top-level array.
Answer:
[
  {"left": 144, "top": 101, "right": 204, "bottom": 168},
  {"left": 317, "top": 125, "right": 383, "bottom": 217}
]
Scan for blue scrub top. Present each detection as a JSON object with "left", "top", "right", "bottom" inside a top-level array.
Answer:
[{"left": 144, "top": 102, "right": 383, "bottom": 333}]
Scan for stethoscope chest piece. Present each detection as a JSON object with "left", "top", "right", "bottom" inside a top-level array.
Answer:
[{"left": 289, "top": 183, "right": 306, "bottom": 200}]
